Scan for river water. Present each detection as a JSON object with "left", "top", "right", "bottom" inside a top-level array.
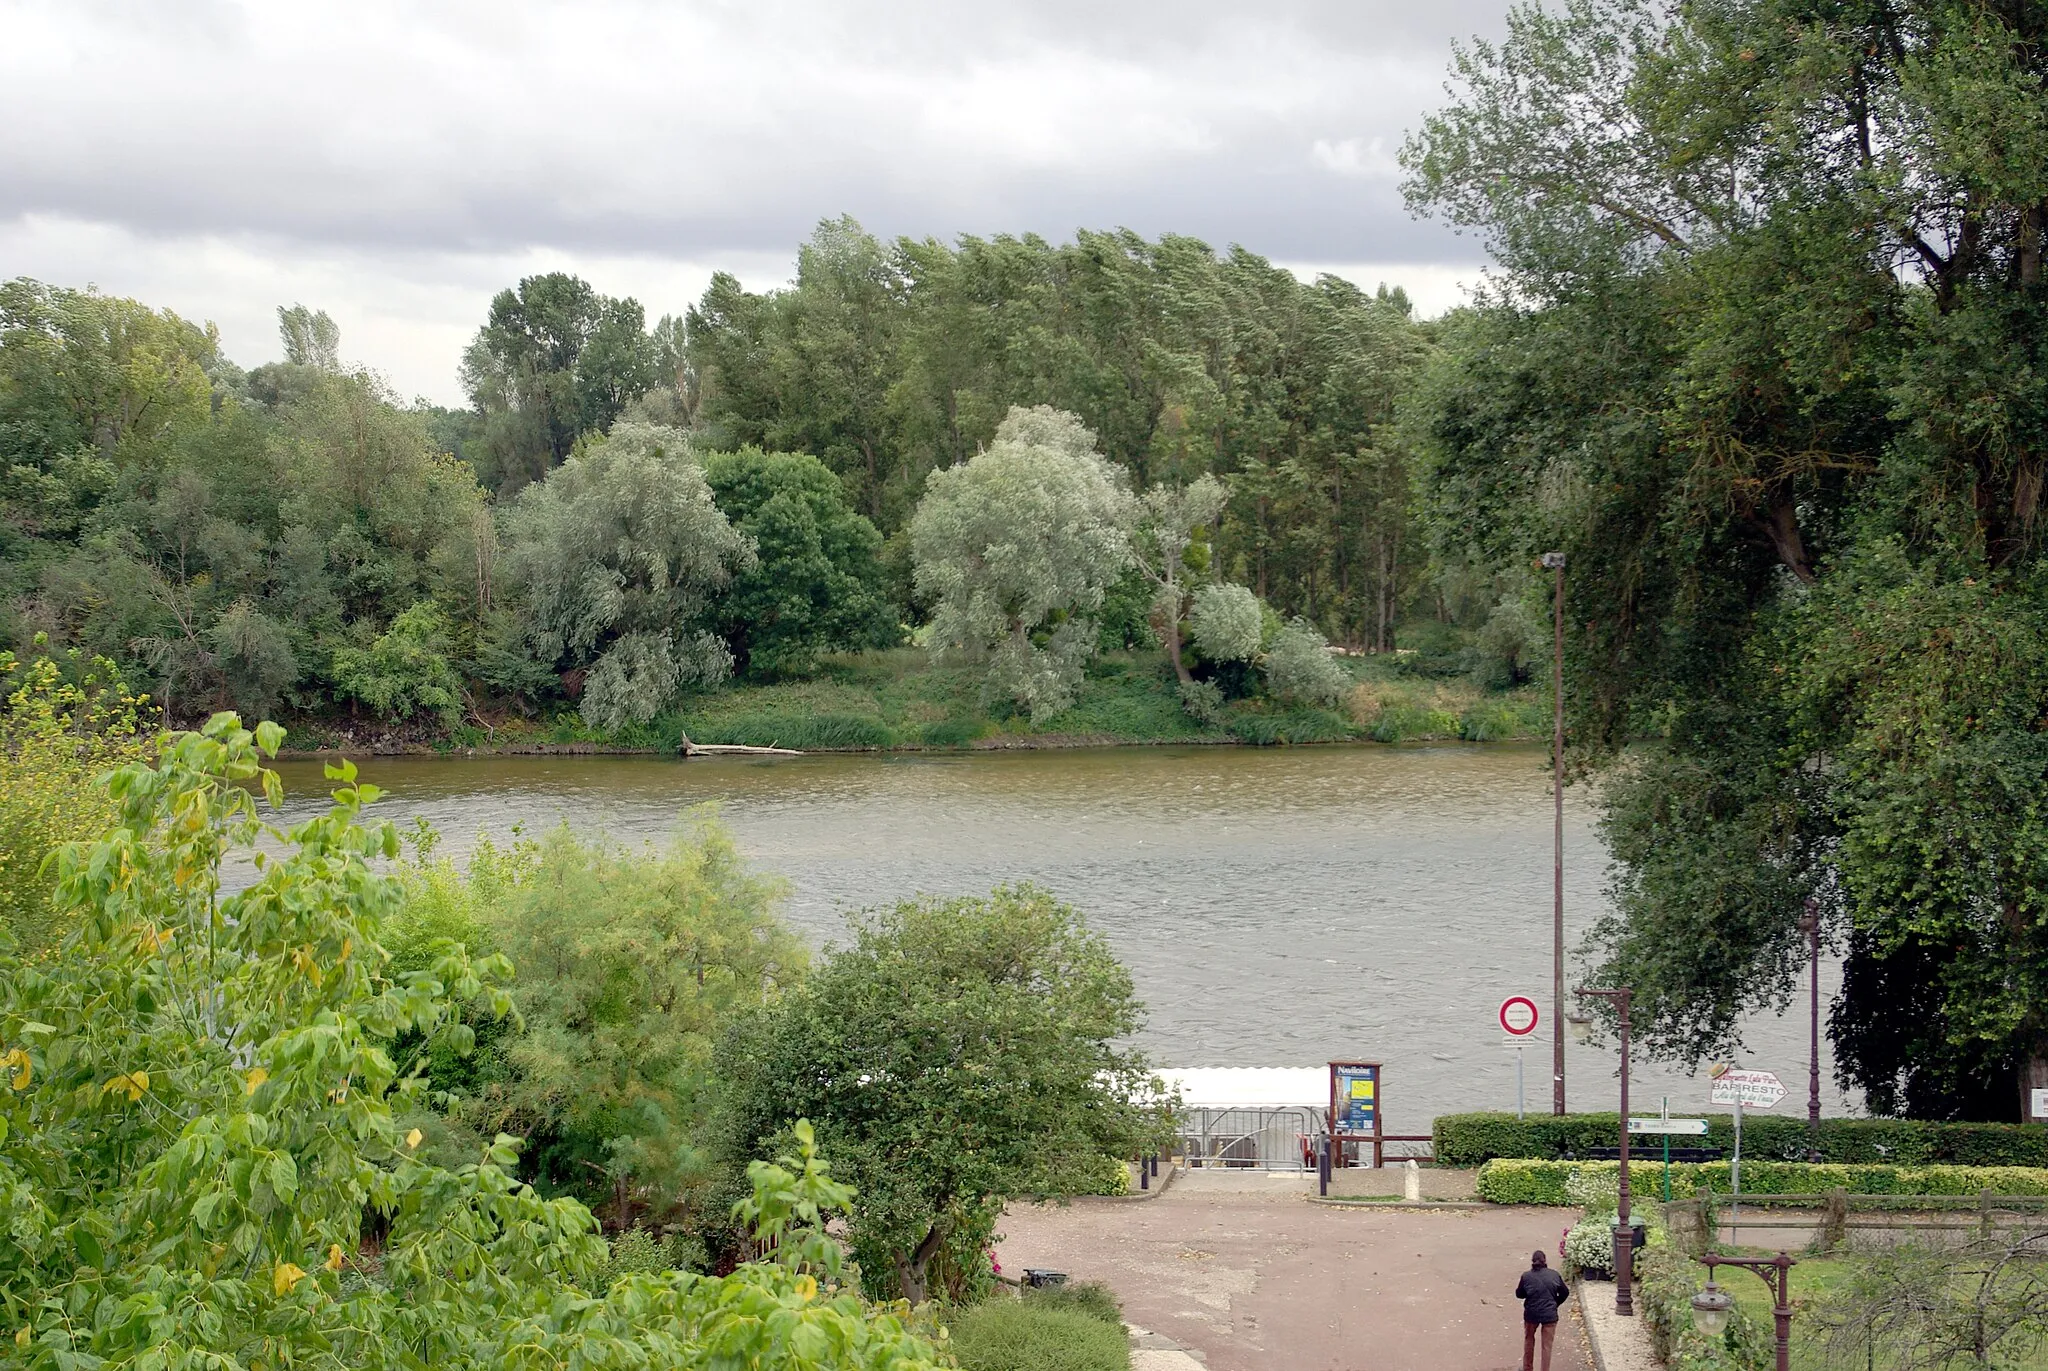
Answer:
[{"left": 268, "top": 745, "right": 1853, "bottom": 1136}]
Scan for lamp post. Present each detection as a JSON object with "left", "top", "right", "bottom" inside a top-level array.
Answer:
[
  {"left": 1800, "top": 898, "right": 1821, "bottom": 1161},
  {"left": 1691, "top": 1251, "right": 1798, "bottom": 1371},
  {"left": 1573, "top": 984, "right": 1634, "bottom": 1315},
  {"left": 1541, "top": 550, "right": 1566, "bottom": 1115}
]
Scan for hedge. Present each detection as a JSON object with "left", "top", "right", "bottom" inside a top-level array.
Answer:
[
  {"left": 1475, "top": 1157, "right": 2048, "bottom": 1206},
  {"left": 1636, "top": 1231, "right": 1773, "bottom": 1371},
  {"left": 1434, "top": 1111, "right": 2048, "bottom": 1168}
]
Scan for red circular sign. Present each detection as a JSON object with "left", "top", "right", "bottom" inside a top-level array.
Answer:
[{"left": 1499, "top": 996, "right": 1540, "bottom": 1036}]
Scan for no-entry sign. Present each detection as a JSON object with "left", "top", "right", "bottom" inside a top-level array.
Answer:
[{"left": 1499, "top": 996, "right": 1540, "bottom": 1038}]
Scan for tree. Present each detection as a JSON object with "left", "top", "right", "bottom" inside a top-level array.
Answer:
[
  {"left": 1262, "top": 618, "right": 1348, "bottom": 708},
  {"left": 0, "top": 646, "right": 149, "bottom": 954},
  {"left": 702, "top": 447, "right": 899, "bottom": 677},
  {"left": 463, "top": 819, "right": 805, "bottom": 1224},
  {"left": 714, "top": 884, "right": 1166, "bottom": 1306},
  {"left": 500, "top": 423, "right": 753, "bottom": 732},
  {"left": 910, "top": 406, "right": 1134, "bottom": 721},
  {"left": 332, "top": 601, "right": 465, "bottom": 725},
  {"left": 1188, "top": 583, "right": 1262, "bottom": 664},
  {"left": 1132, "top": 475, "right": 1226, "bottom": 683},
  {"left": 1404, "top": 0, "right": 2048, "bottom": 1116},
  {"left": 0, "top": 715, "right": 946, "bottom": 1371}
]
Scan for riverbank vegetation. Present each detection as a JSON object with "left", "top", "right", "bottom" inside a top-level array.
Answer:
[{"left": 0, "top": 715, "right": 1167, "bottom": 1368}]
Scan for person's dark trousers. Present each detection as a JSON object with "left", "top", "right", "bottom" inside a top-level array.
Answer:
[{"left": 1522, "top": 1317, "right": 1557, "bottom": 1371}]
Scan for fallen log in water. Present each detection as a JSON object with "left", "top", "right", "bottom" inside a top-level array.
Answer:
[{"left": 678, "top": 740, "right": 803, "bottom": 758}]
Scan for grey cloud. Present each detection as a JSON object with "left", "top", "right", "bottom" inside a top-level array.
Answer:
[{"left": 1, "top": 0, "right": 1507, "bottom": 266}]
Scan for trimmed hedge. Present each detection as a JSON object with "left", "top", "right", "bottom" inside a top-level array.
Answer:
[
  {"left": 1475, "top": 1157, "right": 2048, "bottom": 1206},
  {"left": 948, "top": 1301, "right": 1131, "bottom": 1371},
  {"left": 1435, "top": 1111, "right": 2048, "bottom": 1168}
]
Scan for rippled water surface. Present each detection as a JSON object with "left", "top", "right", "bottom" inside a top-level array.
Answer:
[{"left": 270, "top": 745, "right": 1851, "bottom": 1134}]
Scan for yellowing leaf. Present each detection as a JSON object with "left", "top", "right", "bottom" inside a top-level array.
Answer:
[
  {"left": 404, "top": 1128, "right": 423, "bottom": 1150},
  {"left": 100, "top": 1071, "right": 148, "bottom": 1102},
  {"left": 14, "top": 1326, "right": 28, "bottom": 1347},
  {"left": 2, "top": 1048, "right": 29, "bottom": 1091},
  {"left": 325, "top": 1243, "right": 345, "bottom": 1272},
  {"left": 794, "top": 1274, "right": 818, "bottom": 1302},
  {"left": 272, "top": 1262, "right": 307, "bottom": 1296},
  {"left": 244, "top": 1067, "right": 269, "bottom": 1095}
]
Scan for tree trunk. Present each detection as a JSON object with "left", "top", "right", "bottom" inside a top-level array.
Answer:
[
  {"left": 895, "top": 1222, "right": 947, "bottom": 1306},
  {"left": 1159, "top": 593, "right": 1192, "bottom": 685}
]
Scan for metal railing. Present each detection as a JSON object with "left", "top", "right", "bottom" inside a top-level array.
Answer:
[{"left": 1178, "top": 1107, "right": 1324, "bottom": 1171}]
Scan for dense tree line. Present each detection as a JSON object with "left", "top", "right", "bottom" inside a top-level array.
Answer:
[{"left": 1405, "top": 0, "right": 2048, "bottom": 1121}]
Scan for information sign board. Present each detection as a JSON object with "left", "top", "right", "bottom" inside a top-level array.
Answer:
[
  {"left": 1329, "top": 1061, "right": 1381, "bottom": 1139},
  {"left": 2032, "top": 1089, "right": 2048, "bottom": 1122},
  {"left": 1709, "top": 1068, "right": 1786, "bottom": 1109}
]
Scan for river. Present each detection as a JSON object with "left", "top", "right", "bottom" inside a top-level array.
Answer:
[{"left": 268, "top": 744, "right": 1853, "bottom": 1136}]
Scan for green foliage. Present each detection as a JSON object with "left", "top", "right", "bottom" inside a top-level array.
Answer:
[
  {"left": 1434, "top": 1112, "right": 2048, "bottom": 1169},
  {"left": 1474, "top": 1158, "right": 2048, "bottom": 1206},
  {"left": 395, "top": 817, "right": 804, "bottom": 1224},
  {"left": 1022, "top": 1280, "right": 1124, "bottom": 1325},
  {"left": 1188, "top": 583, "right": 1262, "bottom": 664},
  {"left": 332, "top": 601, "right": 464, "bottom": 723},
  {"left": 501, "top": 423, "right": 752, "bottom": 731},
  {"left": 703, "top": 446, "right": 900, "bottom": 677},
  {"left": 0, "top": 646, "right": 150, "bottom": 954},
  {"left": 0, "top": 715, "right": 943, "bottom": 1370},
  {"left": 947, "top": 1300, "right": 1131, "bottom": 1371},
  {"left": 714, "top": 884, "right": 1168, "bottom": 1305},
  {"left": 1561, "top": 1215, "right": 1614, "bottom": 1279},
  {"left": 1260, "top": 619, "right": 1348, "bottom": 707},
  {"left": 1637, "top": 1231, "right": 1773, "bottom": 1371},
  {"left": 1405, "top": 0, "right": 2048, "bottom": 1116},
  {"left": 1465, "top": 594, "right": 1539, "bottom": 690},
  {"left": 911, "top": 407, "right": 1136, "bottom": 721}
]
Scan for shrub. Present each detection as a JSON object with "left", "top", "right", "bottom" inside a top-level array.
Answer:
[
  {"left": 947, "top": 1301, "right": 1131, "bottom": 1371},
  {"left": 1435, "top": 1111, "right": 2048, "bottom": 1168},
  {"left": 692, "top": 711, "right": 895, "bottom": 749},
  {"left": 1562, "top": 1215, "right": 1615, "bottom": 1279},
  {"left": 1637, "top": 1231, "right": 1772, "bottom": 1370},
  {"left": 1474, "top": 1157, "right": 2048, "bottom": 1206},
  {"left": 1261, "top": 619, "right": 1348, "bottom": 706},
  {"left": 1025, "top": 1280, "right": 1124, "bottom": 1325},
  {"left": 1565, "top": 1166, "right": 1618, "bottom": 1214},
  {"left": 1176, "top": 678, "right": 1226, "bottom": 727},
  {"left": 331, "top": 601, "right": 463, "bottom": 724}
]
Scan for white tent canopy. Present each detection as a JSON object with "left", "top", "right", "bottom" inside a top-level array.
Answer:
[{"left": 1158, "top": 1067, "right": 1327, "bottom": 1109}]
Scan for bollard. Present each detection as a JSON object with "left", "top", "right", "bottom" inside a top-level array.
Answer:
[
  {"left": 1318, "top": 1135, "right": 1331, "bottom": 1197},
  {"left": 1404, "top": 1158, "right": 1421, "bottom": 1202},
  {"left": 1138, "top": 1155, "right": 1148, "bottom": 1190}
]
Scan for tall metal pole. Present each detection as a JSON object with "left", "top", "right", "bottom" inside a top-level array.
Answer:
[
  {"left": 1803, "top": 898, "right": 1822, "bottom": 1160},
  {"left": 1578, "top": 984, "right": 1634, "bottom": 1316},
  {"left": 1543, "top": 551, "right": 1567, "bottom": 1115}
]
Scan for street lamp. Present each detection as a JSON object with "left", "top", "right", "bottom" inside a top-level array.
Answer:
[
  {"left": 1799, "top": 898, "right": 1821, "bottom": 1161},
  {"left": 1692, "top": 1251, "right": 1798, "bottom": 1371},
  {"left": 1541, "top": 550, "right": 1567, "bottom": 1116},
  {"left": 1575, "top": 984, "right": 1634, "bottom": 1316}
]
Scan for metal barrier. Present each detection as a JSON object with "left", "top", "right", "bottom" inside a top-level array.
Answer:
[{"left": 1177, "top": 1106, "right": 1326, "bottom": 1171}]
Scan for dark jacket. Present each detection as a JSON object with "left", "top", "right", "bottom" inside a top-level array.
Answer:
[{"left": 1515, "top": 1266, "right": 1570, "bottom": 1323}]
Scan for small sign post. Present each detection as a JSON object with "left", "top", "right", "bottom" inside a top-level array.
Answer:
[
  {"left": 1631, "top": 1101, "right": 1709, "bottom": 1201},
  {"left": 1710, "top": 1067, "right": 1785, "bottom": 1226},
  {"left": 1329, "top": 1061, "right": 1383, "bottom": 1169},
  {"left": 2032, "top": 1088, "right": 2048, "bottom": 1123},
  {"left": 1499, "top": 997, "right": 1540, "bottom": 1121}
]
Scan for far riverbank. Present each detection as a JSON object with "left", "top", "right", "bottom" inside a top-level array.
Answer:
[{"left": 274, "top": 646, "right": 1548, "bottom": 758}]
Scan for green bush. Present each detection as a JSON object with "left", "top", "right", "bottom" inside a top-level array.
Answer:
[
  {"left": 1637, "top": 1232, "right": 1772, "bottom": 1371},
  {"left": 1474, "top": 1157, "right": 2048, "bottom": 1206},
  {"left": 948, "top": 1300, "right": 1131, "bottom": 1371},
  {"left": 919, "top": 718, "right": 982, "bottom": 747},
  {"left": 1435, "top": 1111, "right": 2048, "bottom": 1168},
  {"left": 1024, "top": 1280, "right": 1124, "bottom": 1325}
]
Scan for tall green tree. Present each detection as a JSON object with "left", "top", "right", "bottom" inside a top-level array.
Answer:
[
  {"left": 1405, "top": 0, "right": 2048, "bottom": 1117},
  {"left": 714, "top": 884, "right": 1165, "bottom": 1306}
]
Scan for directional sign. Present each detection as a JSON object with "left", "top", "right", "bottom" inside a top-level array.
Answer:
[
  {"left": 1710, "top": 1069, "right": 1786, "bottom": 1109},
  {"left": 1499, "top": 996, "right": 1540, "bottom": 1038},
  {"left": 1628, "top": 1117, "right": 1709, "bottom": 1136}
]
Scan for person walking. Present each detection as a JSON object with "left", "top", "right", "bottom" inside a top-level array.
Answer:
[{"left": 1515, "top": 1249, "right": 1570, "bottom": 1371}]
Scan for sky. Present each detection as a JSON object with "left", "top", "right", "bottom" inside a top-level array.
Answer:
[{"left": 1, "top": 0, "right": 1508, "bottom": 406}]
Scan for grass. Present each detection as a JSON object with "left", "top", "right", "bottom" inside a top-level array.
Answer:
[
  {"left": 946, "top": 1297, "right": 1131, "bottom": 1371},
  {"left": 422, "top": 645, "right": 1548, "bottom": 755}
]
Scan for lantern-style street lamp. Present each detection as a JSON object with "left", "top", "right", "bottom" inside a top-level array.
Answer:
[{"left": 1691, "top": 1251, "right": 1798, "bottom": 1371}]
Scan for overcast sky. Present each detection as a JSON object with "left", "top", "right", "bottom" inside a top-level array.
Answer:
[{"left": 2, "top": 0, "right": 1507, "bottom": 406}]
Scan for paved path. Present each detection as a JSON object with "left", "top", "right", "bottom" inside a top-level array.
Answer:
[{"left": 996, "top": 1172, "right": 1594, "bottom": 1371}]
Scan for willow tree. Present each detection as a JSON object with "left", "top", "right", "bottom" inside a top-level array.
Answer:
[
  {"left": 501, "top": 423, "right": 752, "bottom": 731},
  {"left": 1406, "top": 0, "right": 2048, "bottom": 1118},
  {"left": 909, "top": 406, "right": 1134, "bottom": 721}
]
